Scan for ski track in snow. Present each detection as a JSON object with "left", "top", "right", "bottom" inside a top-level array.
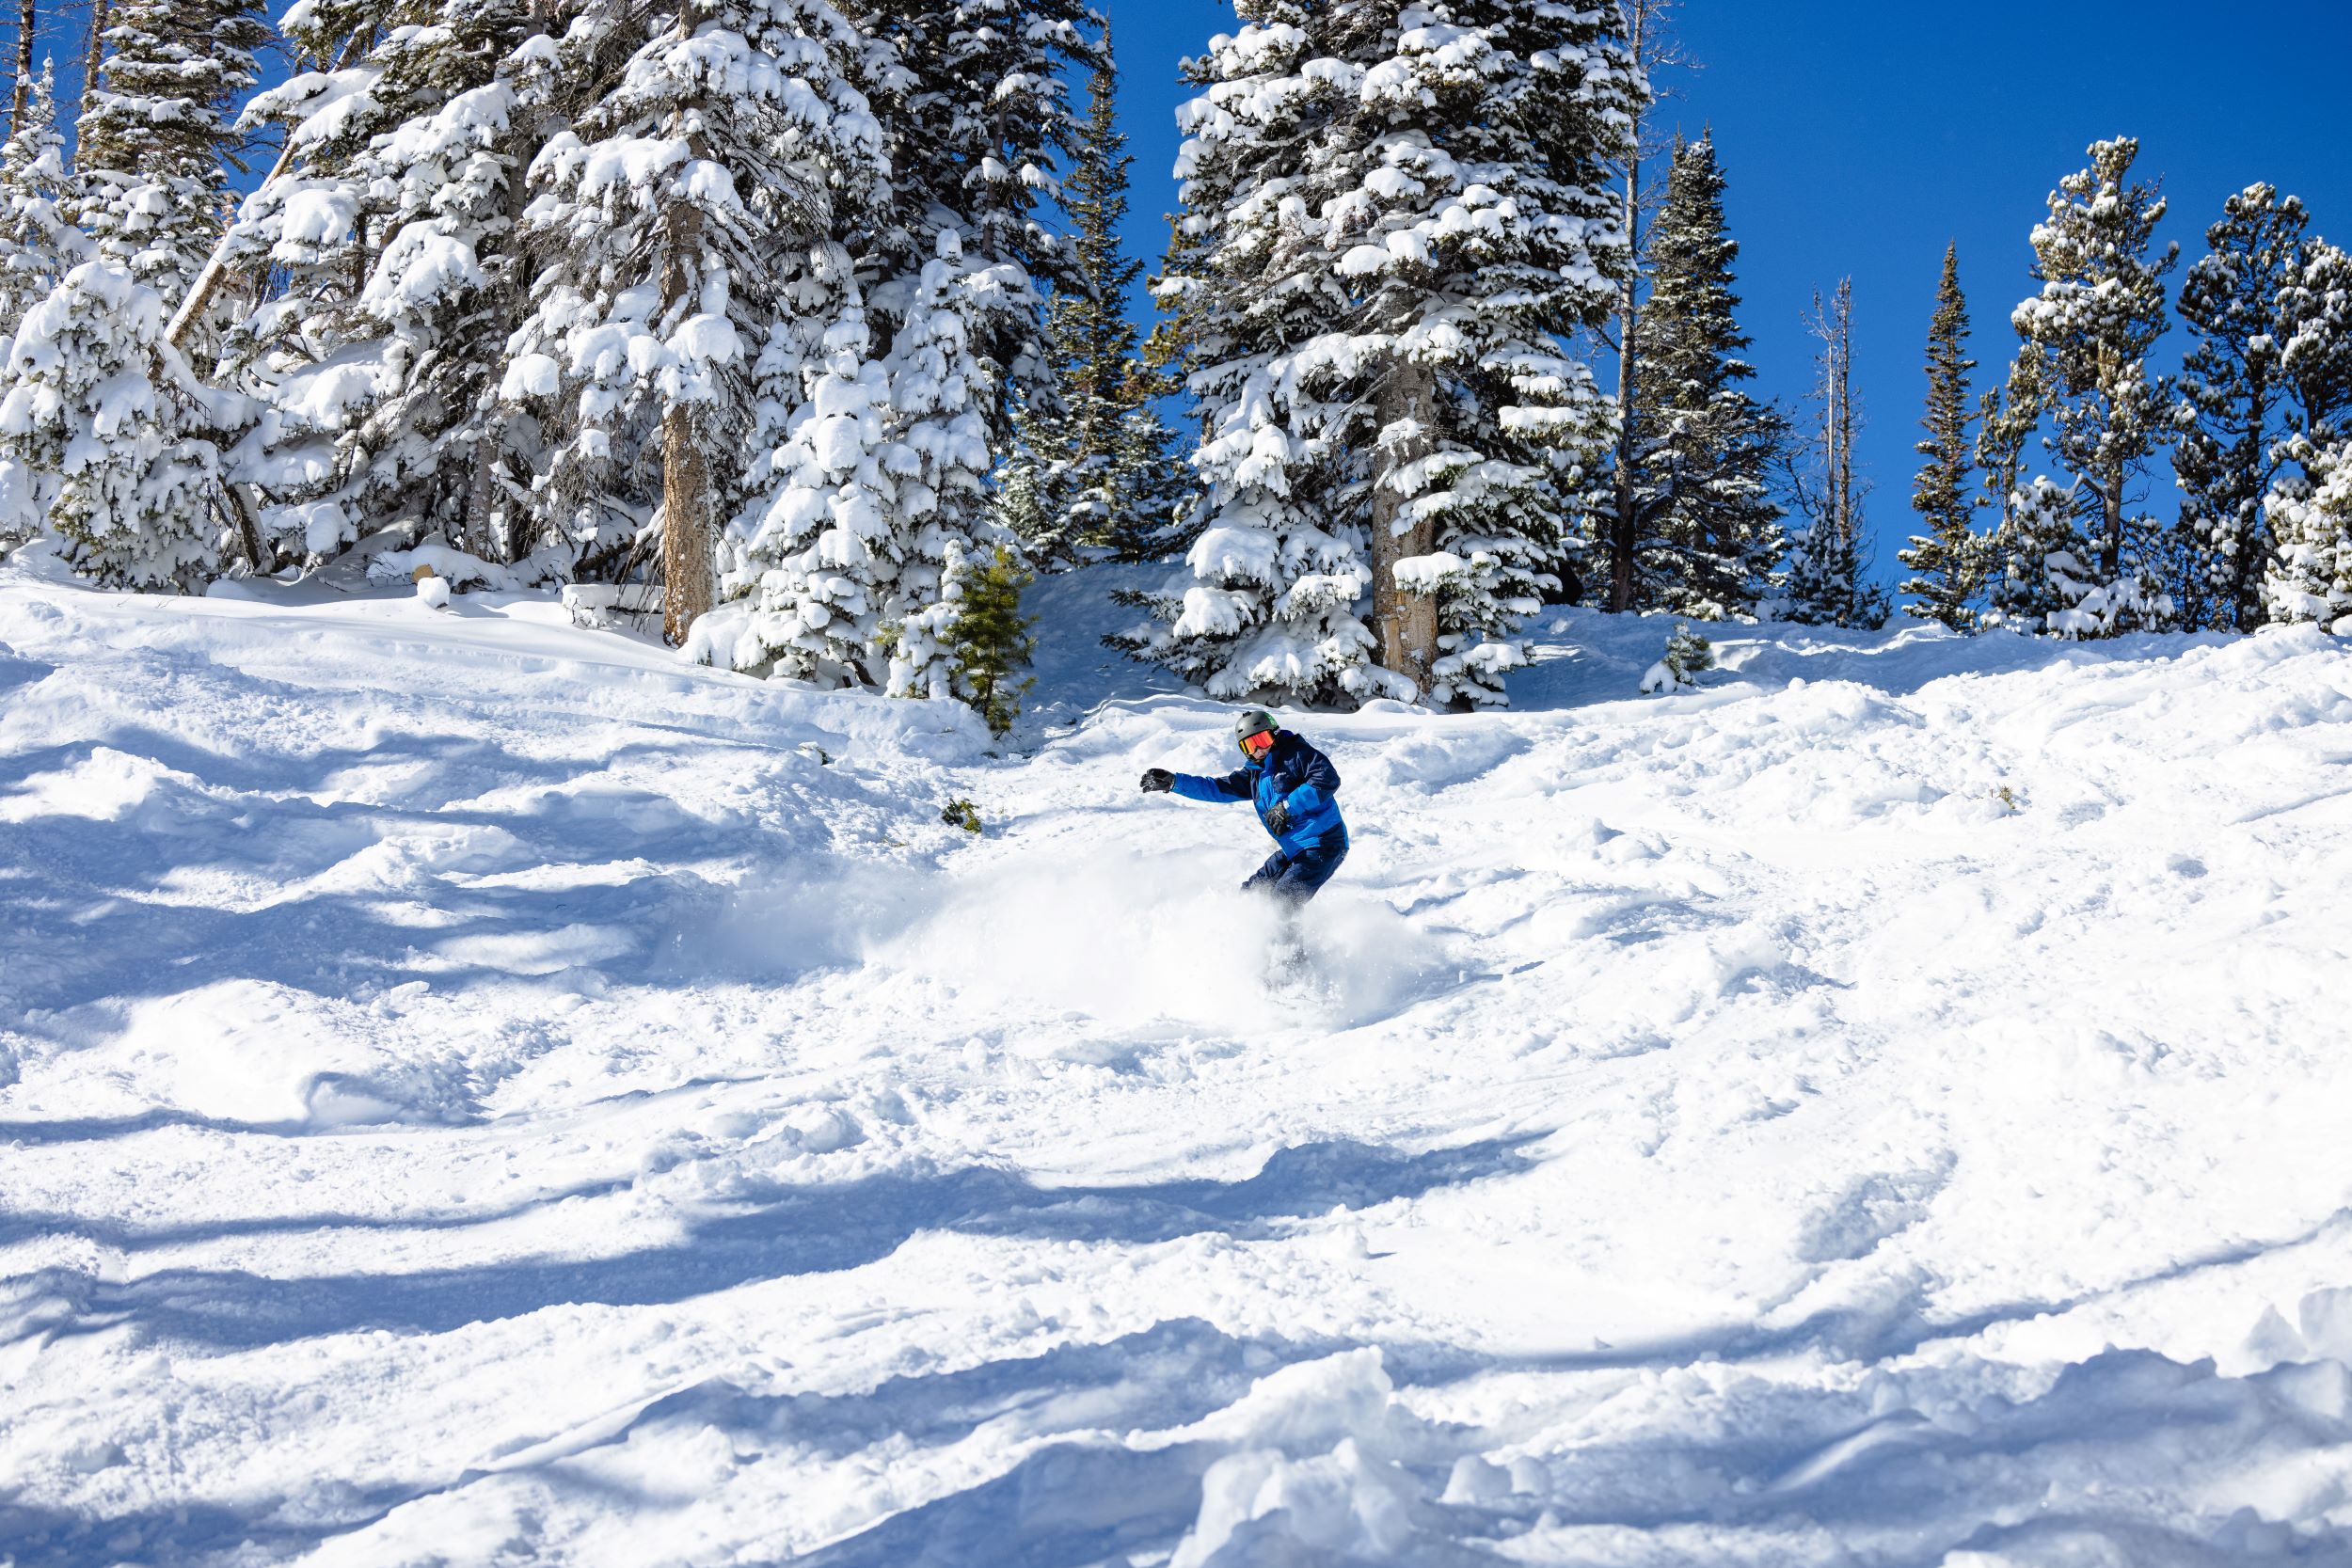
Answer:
[{"left": 5, "top": 561, "right": 2352, "bottom": 1566}]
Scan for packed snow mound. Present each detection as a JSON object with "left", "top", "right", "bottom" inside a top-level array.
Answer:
[{"left": 5, "top": 563, "right": 2352, "bottom": 1567}]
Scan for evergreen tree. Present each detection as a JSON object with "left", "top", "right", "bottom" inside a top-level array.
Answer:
[
  {"left": 0, "top": 58, "right": 79, "bottom": 343},
  {"left": 1016, "top": 26, "right": 1177, "bottom": 565},
  {"left": 222, "top": 0, "right": 570, "bottom": 567},
  {"left": 2171, "top": 184, "right": 2316, "bottom": 631},
  {"left": 863, "top": 0, "right": 1096, "bottom": 452},
  {"left": 1129, "top": 0, "right": 1638, "bottom": 706},
  {"left": 2279, "top": 239, "right": 2352, "bottom": 446},
  {"left": 2265, "top": 434, "right": 2352, "bottom": 633},
  {"left": 1900, "top": 243, "right": 1984, "bottom": 630},
  {"left": 943, "top": 541, "right": 1037, "bottom": 735},
  {"left": 509, "top": 0, "right": 894, "bottom": 645},
  {"left": 1107, "top": 401, "right": 1190, "bottom": 561},
  {"left": 727, "top": 238, "right": 1002, "bottom": 690},
  {"left": 1629, "top": 131, "right": 1786, "bottom": 620},
  {"left": 1984, "top": 474, "right": 2086, "bottom": 633},
  {"left": 0, "top": 261, "right": 230, "bottom": 587},
  {"left": 2002, "top": 137, "right": 2177, "bottom": 636},
  {"left": 73, "top": 0, "right": 268, "bottom": 310}
]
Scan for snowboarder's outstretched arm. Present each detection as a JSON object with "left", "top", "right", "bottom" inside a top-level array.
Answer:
[{"left": 1162, "top": 766, "right": 1252, "bottom": 802}]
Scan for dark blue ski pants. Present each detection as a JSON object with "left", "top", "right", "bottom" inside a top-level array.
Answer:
[{"left": 1242, "top": 838, "right": 1348, "bottom": 906}]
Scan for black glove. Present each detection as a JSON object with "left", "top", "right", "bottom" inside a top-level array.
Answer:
[
  {"left": 1141, "top": 768, "right": 1174, "bottom": 794},
  {"left": 1266, "top": 800, "right": 1291, "bottom": 835}
]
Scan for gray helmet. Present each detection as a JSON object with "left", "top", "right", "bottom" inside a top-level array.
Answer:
[{"left": 1234, "top": 708, "right": 1279, "bottom": 749}]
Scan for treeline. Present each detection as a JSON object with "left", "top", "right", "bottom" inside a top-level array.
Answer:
[
  {"left": 0, "top": 0, "right": 1179, "bottom": 716},
  {"left": 0, "top": 0, "right": 2345, "bottom": 723},
  {"left": 1901, "top": 148, "right": 2352, "bottom": 641}
]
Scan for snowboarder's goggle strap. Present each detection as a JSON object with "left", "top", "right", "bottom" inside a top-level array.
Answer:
[{"left": 1240, "top": 729, "right": 1276, "bottom": 758}]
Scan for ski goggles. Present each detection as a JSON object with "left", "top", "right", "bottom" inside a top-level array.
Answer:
[{"left": 1239, "top": 729, "right": 1276, "bottom": 758}]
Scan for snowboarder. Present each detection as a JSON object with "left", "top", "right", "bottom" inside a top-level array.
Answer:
[{"left": 1139, "top": 710, "right": 1349, "bottom": 905}]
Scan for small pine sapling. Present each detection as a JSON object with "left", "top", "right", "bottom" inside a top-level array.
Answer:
[
  {"left": 940, "top": 799, "right": 983, "bottom": 834},
  {"left": 1641, "top": 622, "right": 1714, "bottom": 693},
  {"left": 946, "top": 545, "right": 1038, "bottom": 737}
]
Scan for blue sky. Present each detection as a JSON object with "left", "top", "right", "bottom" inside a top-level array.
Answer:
[{"left": 1104, "top": 0, "right": 2352, "bottom": 583}]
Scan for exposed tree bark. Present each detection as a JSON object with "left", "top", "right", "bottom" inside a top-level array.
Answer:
[
  {"left": 1605, "top": 0, "right": 1681, "bottom": 613},
  {"left": 658, "top": 0, "right": 712, "bottom": 646},
  {"left": 1609, "top": 103, "right": 1639, "bottom": 612},
  {"left": 1372, "top": 360, "right": 1438, "bottom": 694},
  {"left": 12, "top": 0, "right": 33, "bottom": 127},
  {"left": 80, "top": 0, "right": 104, "bottom": 144}
]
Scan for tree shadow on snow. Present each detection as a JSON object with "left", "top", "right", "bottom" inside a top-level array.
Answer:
[{"left": 18, "top": 1135, "right": 1538, "bottom": 1352}]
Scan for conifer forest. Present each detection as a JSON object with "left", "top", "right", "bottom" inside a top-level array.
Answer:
[{"left": 5, "top": 2, "right": 2352, "bottom": 1563}]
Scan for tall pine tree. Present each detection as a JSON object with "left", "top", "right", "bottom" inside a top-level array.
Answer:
[
  {"left": 1016, "top": 25, "right": 1182, "bottom": 566},
  {"left": 1129, "top": 0, "right": 1638, "bottom": 706},
  {"left": 1900, "top": 243, "right": 1984, "bottom": 629},
  {"left": 1629, "top": 130, "right": 1786, "bottom": 620},
  {"left": 0, "top": 57, "right": 78, "bottom": 343},
  {"left": 2001, "top": 137, "right": 2176, "bottom": 637},
  {"left": 221, "top": 0, "right": 570, "bottom": 568},
  {"left": 73, "top": 0, "right": 268, "bottom": 311},
  {"left": 2172, "top": 184, "right": 2312, "bottom": 630}
]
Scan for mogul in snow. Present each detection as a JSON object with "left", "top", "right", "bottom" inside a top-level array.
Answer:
[{"left": 1139, "top": 710, "right": 1349, "bottom": 905}]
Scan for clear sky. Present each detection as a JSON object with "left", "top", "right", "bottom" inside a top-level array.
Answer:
[{"left": 1104, "top": 0, "right": 2352, "bottom": 585}]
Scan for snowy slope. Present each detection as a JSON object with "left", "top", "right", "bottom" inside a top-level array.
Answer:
[{"left": 6, "top": 557, "right": 2352, "bottom": 1568}]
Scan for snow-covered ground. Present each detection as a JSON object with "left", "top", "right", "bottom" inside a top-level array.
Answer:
[{"left": 6, "top": 556, "right": 2352, "bottom": 1567}]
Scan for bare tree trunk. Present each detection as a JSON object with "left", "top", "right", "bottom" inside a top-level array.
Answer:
[
  {"left": 80, "top": 0, "right": 104, "bottom": 138},
  {"left": 11, "top": 0, "right": 33, "bottom": 127},
  {"left": 1609, "top": 134, "right": 1640, "bottom": 613},
  {"left": 1372, "top": 360, "right": 1438, "bottom": 696},
  {"left": 658, "top": 0, "right": 712, "bottom": 646},
  {"left": 1606, "top": 0, "right": 1680, "bottom": 614},
  {"left": 2100, "top": 466, "right": 2123, "bottom": 580}
]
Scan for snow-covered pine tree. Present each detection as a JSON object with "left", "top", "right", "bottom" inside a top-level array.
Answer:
[
  {"left": 2003, "top": 137, "right": 2177, "bottom": 637},
  {"left": 1900, "top": 243, "right": 1984, "bottom": 630},
  {"left": 2264, "top": 436, "right": 2352, "bottom": 632},
  {"left": 1013, "top": 24, "right": 1176, "bottom": 566},
  {"left": 1107, "top": 401, "right": 1188, "bottom": 562},
  {"left": 871, "top": 236, "right": 1003, "bottom": 697},
  {"left": 1631, "top": 130, "right": 1786, "bottom": 620},
  {"left": 1983, "top": 473, "right": 2086, "bottom": 634},
  {"left": 2279, "top": 239, "right": 2352, "bottom": 447},
  {"left": 2171, "top": 184, "right": 2319, "bottom": 631},
  {"left": 1132, "top": 0, "right": 1638, "bottom": 706},
  {"left": 221, "top": 0, "right": 570, "bottom": 569},
  {"left": 1783, "top": 278, "right": 1887, "bottom": 628},
  {"left": 862, "top": 0, "right": 1095, "bottom": 452},
  {"left": 0, "top": 261, "right": 230, "bottom": 586},
  {"left": 2262, "top": 242, "right": 2352, "bottom": 631},
  {"left": 725, "top": 234, "right": 1001, "bottom": 691},
  {"left": 509, "top": 0, "right": 890, "bottom": 645},
  {"left": 73, "top": 0, "right": 268, "bottom": 312},
  {"left": 0, "top": 58, "right": 79, "bottom": 344}
]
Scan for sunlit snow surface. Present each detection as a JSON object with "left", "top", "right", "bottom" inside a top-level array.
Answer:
[{"left": 6, "top": 553, "right": 2352, "bottom": 1566}]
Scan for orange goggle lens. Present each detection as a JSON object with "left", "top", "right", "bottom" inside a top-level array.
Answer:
[{"left": 1241, "top": 729, "right": 1275, "bottom": 756}]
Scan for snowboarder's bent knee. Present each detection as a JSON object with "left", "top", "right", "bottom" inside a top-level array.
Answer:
[{"left": 1139, "top": 709, "right": 1349, "bottom": 905}]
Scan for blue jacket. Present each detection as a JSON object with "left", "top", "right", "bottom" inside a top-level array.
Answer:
[{"left": 1171, "top": 731, "right": 1347, "bottom": 857}]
